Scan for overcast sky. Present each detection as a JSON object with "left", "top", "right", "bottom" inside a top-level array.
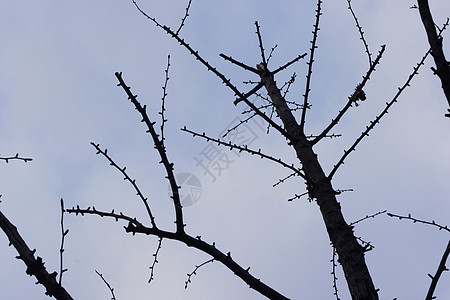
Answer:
[{"left": 1, "top": 1, "right": 449, "bottom": 299}]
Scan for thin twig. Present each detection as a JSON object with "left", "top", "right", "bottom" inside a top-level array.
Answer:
[
  {"left": 300, "top": 0, "right": 322, "bottom": 130},
  {"left": 328, "top": 46, "right": 428, "bottom": 179},
  {"left": 148, "top": 237, "right": 163, "bottom": 283},
  {"left": 387, "top": 212, "right": 449, "bottom": 233},
  {"left": 182, "top": 126, "right": 307, "bottom": 180},
  {"left": 272, "top": 53, "right": 307, "bottom": 75},
  {"left": 59, "top": 199, "right": 69, "bottom": 285},
  {"left": 185, "top": 258, "right": 215, "bottom": 288},
  {"left": 287, "top": 191, "right": 308, "bottom": 202},
  {"left": 346, "top": 0, "right": 372, "bottom": 67},
  {"left": 221, "top": 113, "right": 260, "bottom": 139},
  {"left": 115, "top": 72, "right": 184, "bottom": 233},
  {"left": 254, "top": 21, "right": 267, "bottom": 67},
  {"left": 160, "top": 55, "right": 171, "bottom": 147},
  {"left": 350, "top": 210, "right": 387, "bottom": 226},
  {"left": 95, "top": 270, "right": 117, "bottom": 300},
  {"left": 66, "top": 206, "right": 143, "bottom": 225},
  {"left": 176, "top": 0, "right": 193, "bottom": 35},
  {"left": 282, "top": 73, "right": 297, "bottom": 99},
  {"left": 0, "top": 153, "right": 33, "bottom": 163},
  {"left": 267, "top": 44, "right": 278, "bottom": 64},
  {"left": 312, "top": 45, "right": 385, "bottom": 146},
  {"left": 331, "top": 247, "right": 341, "bottom": 300},
  {"left": 90, "top": 142, "right": 157, "bottom": 228},
  {"left": 273, "top": 172, "right": 298, "bottom": 187}
]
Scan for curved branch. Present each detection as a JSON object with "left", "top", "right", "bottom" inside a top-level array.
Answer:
[
  {"left": 346, "top": 0, "right": 372, "bottom": 67},
  {"left": 67, "top": 206, "right": 291, "bottom": 300},
  {"left": 115, "top": 72, "right": 184, "bottom": 233},
  {"left": 90, "top": 142, "right": 157, "bottom": 228}
]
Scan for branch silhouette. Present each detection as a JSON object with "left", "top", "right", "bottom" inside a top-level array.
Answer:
[
  {"left": 0, "top": 210, "right": 73, "bottom": 300},
  {"left": 425, "top": 241, "right": 450, "bottom": 300},
  {"left": 0, "top": 153, "right": 32, "bottom": 163},
  {"left": 328, "top": 46, "right": 429, "bottom": 179},
  {"left": 417, "top": 1, "right": 450, "bottom": 117},
  {"left": 66, "top": 206, "right": 290, "bottom": 300}
]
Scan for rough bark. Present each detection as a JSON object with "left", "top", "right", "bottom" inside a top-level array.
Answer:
[{"left": 257, "top": 64, "right": 379, "bottom": 300}]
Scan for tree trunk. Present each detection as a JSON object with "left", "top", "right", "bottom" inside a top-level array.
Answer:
[{"left": 258, "top": 64, "right": 379, "bottom": 300}]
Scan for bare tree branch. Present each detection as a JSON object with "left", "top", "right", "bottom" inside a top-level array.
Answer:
[
  {"left": 271, "top": 53, "right": 307, "bottom": 75},
  {"left": 130, "top": 0, "right": 290, "bottom": 140},
  {"left": 90, "top": 142, "right": 157, "bottom": 228},
  {"left": 95, "top": 270, "right": 117, "bottom": 300},
  {"left": 159, "top": 55, "right": 171, "bottom": 147},
  {"left": 417, "top": 0, "right": 450, "bottom": 117},
  {"left": 387, "top": 212, "right": 450, "bottom": 233},
  {"left": 0, "top": 210, "right": 74, "bottom": 300},
  {"left": 350, "top": 210, "right": 387, "bottom": 226},
  {"left": 185, "top": 258, "right": 215, "bottom": 289},
  {"left": 176, "top": 0, "right": 193, "bottom": 35},
  {"left": 58, "top": 198, "right": 69, "bottom": 285},
  {"left": 115, "top": 72, "right": 184, "bottom": 233},
  {"left": 328, "top": 46, "right": 429, "bottom": 179},
  {"left": 254, "top": 21, "right": 267, "bottom": 67},
  {"left": 300, "top": 0, "right": 322, "bottom": 130},
  {"left": 181, "top": 126, "right": 307, "bottom": 180},
  {"left": 148, "top": 237, "right": 162, "bottom": 283},
  {"left": 312, "top": 45, "right": 385, "bottom": 146},
  {"left": 346, "top": 0, "right": 372, "bottom": 67},
  {"left": 66, "top": 206, "right": 291, "bottom": 300},
  {"left": 331, "top": 247, "right": 341, "bottom": 300},
  {"left": 256, "top": 62, "right": 379, "bottom": 299},
  {"left": 0, "top": 153, "right": 33, "bottom": 163},
  {"left": 219, "top": 53, "right": 259, "bottom": 74},
  {"left": 425, "top": 241, "right": 450, "bottom": 300}
]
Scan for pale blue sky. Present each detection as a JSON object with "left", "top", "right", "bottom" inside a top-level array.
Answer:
[{"left": 1, "top": 1, "right": 449, "bottom": 299}]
